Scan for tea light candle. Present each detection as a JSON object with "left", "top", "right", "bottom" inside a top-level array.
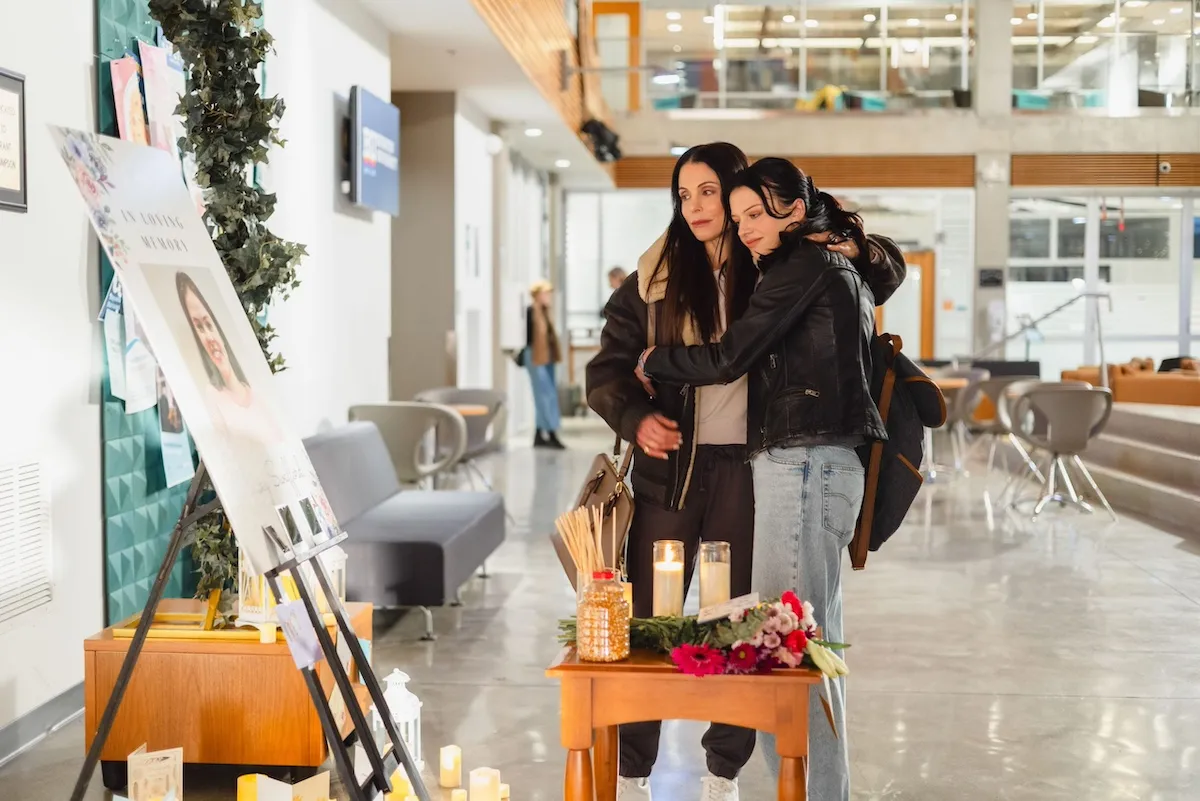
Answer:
[
  {"left": 500, "top": 783, "right": 510, "bottom": 799},
  {"left": 384, "top": 767, "right": 413, "bottom": 800},
  {"left": 451, "top": 791, "right": 468, "bottom": 801},
  {"left": 652, "top": 540, "right": 685, "bottom": 617},
  {"left": 440, "top": 744, "right": 463, "bottom": 787},
  {"left": 620, "top": 581, "right": 634, "bottom": 610},
  {"left": 469, "top": 767, "right": 502, "bottom": 801}
]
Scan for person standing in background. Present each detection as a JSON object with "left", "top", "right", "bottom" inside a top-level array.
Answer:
[
  {"left": 526, "top": 280, "right": 566, "bottom": 449},
  {"left": 603, "top": 267, "right": 629, "bottom": 319}
]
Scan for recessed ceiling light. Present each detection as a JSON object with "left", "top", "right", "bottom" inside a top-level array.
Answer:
[
  {"left": 1027, "top": 12, "right": 1038, "bottom": 20},
  {"left": 668, "top": 23, "right": 682, "bottom": 32},
  {"left": 1152, "top": 18, "right": 1165, "bottom": 25},
  {"left": 1126, "top": 0, "right": 1147, "bottom": 7},
  {"left": 1010, "top": 17, "right": 1022, "bottom": 25},
  {"left": 1077, "top": 34, "right": 1098, "bottom": 43},
  {"left": 1170, "top": 5, "right": 1183, "bottom": 12},
  {"left": 945, "top": 13, "right": 957, "bottom": 22},
  {"left": 666, "top": 11, "right": 681, "bottom": 21},
  {"left": 863, "top": 13, "right": 876, "bottom": 22},
  {"left": 669, "top": 146, "right": 688, "bottom": 156},
  {"left": 555, "top": 159, "right": 571, "bottom": 169},
  {"left": 805, "top": 18, "right": 819, "bottom": 28},
  {"left": 906, "top": 18, "right": 919, "bottom": 26},
  {"left": 703, "top": 15, "right": 714, "bottom": 24},
  {"left": 782, "top": 14, "right": 795, "bottom": 23},
  {"left": 524, "top": 127, "right": 543, "bottom": 138},
  {"left": 673, "top": 44, "right": 682, "bottom": 52},
  {"left": 652, "top": 73, "right": 682, "bottom": 85}
]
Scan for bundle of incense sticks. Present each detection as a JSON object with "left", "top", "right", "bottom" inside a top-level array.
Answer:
[{"left": 554, "top": 505, "right": 615, "bottom": 582}]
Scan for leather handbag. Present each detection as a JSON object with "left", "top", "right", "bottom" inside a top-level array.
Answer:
[
  {"left": 550, "top": 439, "right": 635, "bottom": 590},
  {"left": 549, "top": 299, "right": 657, "bottom": 589}
]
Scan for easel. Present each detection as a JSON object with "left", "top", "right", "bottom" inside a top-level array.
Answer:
[{"left": 70, "top": 462, "right": 430, "bottom": 801}]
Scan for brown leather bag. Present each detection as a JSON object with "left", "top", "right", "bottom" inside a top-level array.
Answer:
[
  {"left": 550, "top": 441, "right": 635, "bottom": 589},
  {"left": 550, "top": 299, "right": 657, "bottom": 588}
]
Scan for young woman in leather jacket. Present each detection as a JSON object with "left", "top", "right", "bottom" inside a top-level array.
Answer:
[{"left": 636, "top": 159, "right": 900, "bottom": 801}]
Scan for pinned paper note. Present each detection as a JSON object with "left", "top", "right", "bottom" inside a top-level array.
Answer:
[
  {"left": 276, "top": 599, "right": 323, "bottom": 670},
  {"left": 697, "top": 592, "right": 760, "bottom": 624}
]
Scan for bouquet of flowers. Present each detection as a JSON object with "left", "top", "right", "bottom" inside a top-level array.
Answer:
[{"left": 558, "top": 591, "right": 849, "bottom": 679}]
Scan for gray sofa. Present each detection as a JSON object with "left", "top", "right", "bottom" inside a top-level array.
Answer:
[{"left": 303, "top": 421, "right": 505, "bottom": 638}]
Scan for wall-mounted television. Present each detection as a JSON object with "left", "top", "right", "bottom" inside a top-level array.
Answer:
[{"left": 348, "top": 86, "right": 400, "bottom": 216}]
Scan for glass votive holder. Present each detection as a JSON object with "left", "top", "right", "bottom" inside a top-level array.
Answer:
[
  {"left": 652, "top": 540, "right": 685, "bottom": 617},
  {"left": 699, "top": 541, "right": 731, "bottom": 609}
]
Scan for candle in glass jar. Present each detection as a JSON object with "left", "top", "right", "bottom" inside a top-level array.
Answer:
[
  {"left": 500, "top": 783, "right": 510, "bottom": 799},
  {"left": 440, "top": 744, "right": 462, "bottom": 787},
  {"left": 699, "top": 541, "right": 732, "bottom": 609},
  {"left": 652, "top": 540, "right": 685, "bottom": 617},
  {"left": 469, "top": 767, "right": 502, "bottom": 801},
  {"left": 620, "top": 580, "right": 633, "bottom": 609},
  {"left": 451, "top": 791, "right": 468, "bottom": 801}
]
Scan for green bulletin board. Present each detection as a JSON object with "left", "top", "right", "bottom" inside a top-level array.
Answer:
[{"left": 96, "top": 0, "right": 195, "bottom": 624}]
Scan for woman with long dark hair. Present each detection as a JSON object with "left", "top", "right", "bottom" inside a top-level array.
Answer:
[
  {"left": 636, "top": 158, "right": 904, "bottom": 801},
  {"left": 588, "top": 142, "right": 760, "bottom": 801}
]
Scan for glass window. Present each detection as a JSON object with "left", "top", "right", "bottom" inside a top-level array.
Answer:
[
  {"left": 1058, "top": 217, "right": 1170, "bottom": 259},
  {"left": 1010, "top": 218, "right": 1051, "bottom": 258}
]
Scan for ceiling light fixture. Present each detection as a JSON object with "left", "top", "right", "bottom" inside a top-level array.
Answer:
[
  {"left": 1027, "top": 12, "right": 1038, "bottom": 20},
  {"left": 945, "top": 13, "right": 957, "bottom": 22},
  {"left": 1152, "top": 18, "right": 1165, "bottom": 25},
  {"left": 1010, "top": 17, "right": 1022, "bottom": 25},
  {"left": 524, "top": 127, "right": 543, "bottom": 138},
  {"left": 652, "top": 73, "right": 682, "bottom": 85},
  {"left": 666, "top": 11, "right": 681, "bottom": 20},
  {"left": 1098, "top": 15, "right": 1115, "bottom": 27},
  {"left": 782, "top": 14, "right": 795, "bottom": 23},
  {"left": 555, "top": 158, "right": 571, "bottom": 169},
  {"left": 1077, "top": 34, "right": 1098, "bottom": 43},
  {"left": 805, "top": 18, "right": 819, "bottom": 28},
  {"left": 673, "top": 44, "right": 682, "bottom": 52},
  {"left": 1125, "top": 0, "right": 1147, "bottom": 7},
  {"left": 668, "top": 23, "right": 682, "bottom": 32},
  {"left": 906, "top": 18, "right": 920, "bottom": 26},
  {"left": 1169, "top": 5, "right": 1183, "bottom": 12},
  {"left": 669, "top": 145, "right": 688, "bottom": 156},
  {"left": 703, "top": 15, "right": 714, "bottom": 23},
  {"left": 863, "top": 13, "right": 876, "bottom": 22}
]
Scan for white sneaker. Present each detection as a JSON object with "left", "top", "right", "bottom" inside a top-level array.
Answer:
[
  {"left": 700, "top": 774, "right": 739, "bottom": 801},
  {"left": 617, "top": 776, "right": 652, "bottom": 800}
]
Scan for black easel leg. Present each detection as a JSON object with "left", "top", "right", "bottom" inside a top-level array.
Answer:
[
  {"left": 310, "top": 559, "right": 432, "bottom": 801},
  {"left": 263, "top": 571, "right": 370, "bottom": 801},
  {"left": 70, "top": 466, "right": 210, "bottom": 801}
]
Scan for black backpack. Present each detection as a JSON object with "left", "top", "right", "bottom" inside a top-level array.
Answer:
[{"left": 850, "top": 334, "right": 947, "bottom": 570}]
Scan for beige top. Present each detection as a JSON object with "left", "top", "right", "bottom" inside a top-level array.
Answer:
[{"left": 696, "top": 267, "right": 748, "bottom": 446}]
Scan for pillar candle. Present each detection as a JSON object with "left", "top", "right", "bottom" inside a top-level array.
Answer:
[
  {"left": 699, "top": 560, "right": 731, "bottom": 608},
  {"left": 620, "top": 581, "right": 633, "bottom": 610},
  {"left": 451, "top": 791, "right": 468, "bottom": 801},
  {"left": 439, "top": 744, "right": 463, "bottom": 787},
  {"left": 652, "top": 560, "right": 684, "bottom": 616},
  {"left": 500, "top": 783, "right": 510, "bottom": 799},
  {"left": 469, "top": 767, "right": 502, "bottom": 801}
]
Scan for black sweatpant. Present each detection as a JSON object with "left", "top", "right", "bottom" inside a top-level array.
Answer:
[{"left": 620, "top": 444, "right": 757, "bottom": 780}]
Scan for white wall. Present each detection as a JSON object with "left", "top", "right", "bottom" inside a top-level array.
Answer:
[
  {"left": 0, "top": 0, "right": 102, "bottom": 728},
  {"left": 264, "top": 0, "right": 392, "bottom": 435},
  {"left": 453, "top": 103, "right": 495, "bottom": 390}
]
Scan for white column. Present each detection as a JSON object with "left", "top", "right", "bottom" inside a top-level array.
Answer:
[
  {"left": 973, "top": 0, "right": 1014, "bottom": 116},
  {"left": 960, "top": 0, "right": 970, "bottom": 89},
  {"left": 1179, "top": 197, "right": 1195, "bottom": 356},
  {"left": 1083, "top": 198, "right": 1101, "bottom": 368},
  {"left": 878, "top": 1, "right": 888, "bottom": 92}
]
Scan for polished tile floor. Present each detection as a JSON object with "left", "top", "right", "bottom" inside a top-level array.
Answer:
[{"left": 4, "top": 419, "right": 1200, "bottom": 800}]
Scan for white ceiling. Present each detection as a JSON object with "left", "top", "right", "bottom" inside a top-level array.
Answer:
[{"left": 359, "top": 0, "right": 613, "bottom": 188}]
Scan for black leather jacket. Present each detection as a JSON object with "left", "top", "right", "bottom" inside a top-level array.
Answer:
[
  {"left": 644, "top": 236, "right": 889, "bottom": 457},
  {"left": 588, "top": 235, "right": 904, "bottom": 509}
]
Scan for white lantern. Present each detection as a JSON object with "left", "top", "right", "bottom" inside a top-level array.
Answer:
[{"left": 371, "top": 669, "right": 423, "bottom": 770}]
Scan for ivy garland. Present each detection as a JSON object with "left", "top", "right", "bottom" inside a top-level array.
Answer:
[{"left": 147, "top": 0, "right": 307, "bottom": 609}]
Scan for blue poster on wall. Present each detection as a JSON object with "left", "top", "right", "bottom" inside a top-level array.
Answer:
[{"left": 349, "top": 86, "right": 400, "bottom": 216}]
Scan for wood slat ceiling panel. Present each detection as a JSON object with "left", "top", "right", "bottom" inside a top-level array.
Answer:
[
  {"left": 616, "top": 156, "right": 976, "bottom": 189},
  {"left": 1011, "top": 154, "right": 1160, "bottom": 186},
  {"left": 1157, "top": 154, "right": 1200, "bottom": 188}
]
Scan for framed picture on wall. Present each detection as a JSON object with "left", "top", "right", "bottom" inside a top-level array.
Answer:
[{"left": 0, "top": 67, "right": 27, "bottom": 213}]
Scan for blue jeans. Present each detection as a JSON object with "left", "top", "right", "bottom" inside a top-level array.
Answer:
[
  {"left": 526, "top": 358, "right": 561, "bottom": 433},
  {"left": 752, "top": 444, "right": 865, "bottom": 801}
]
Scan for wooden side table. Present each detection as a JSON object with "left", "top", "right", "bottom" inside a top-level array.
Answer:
[
  {"left": 546, "top": 648, "right": 822, "bottom": 801},
  {"left": 84, "top": 599, "right": 373, "bottom": 788}
]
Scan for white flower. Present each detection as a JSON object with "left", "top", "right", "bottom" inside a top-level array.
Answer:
[
  {"left": 763, "top": 632, "right": 782, "bottom": 650},
  {"left": 749, "top": 631, "right": 764, "bottom": 648},
  {"left": 729, "top": 608, "right": 745, "bottom": 623},
  {"left": 761, "top": 616, "right": 780, "bottom": 634},
  {"left": 778, "top": 614, "right": 795, "bottom": 635},
  {"left": 775, "top": 647, "right": 799, "bottom": 668},
  {"left": 801, "top": 601, "right": 817, "bottom": 630}
]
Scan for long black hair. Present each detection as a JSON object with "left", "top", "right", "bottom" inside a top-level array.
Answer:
[
  {"left": 731, "top": 157, "right": 867, "bottom": 264},
  {"left": 176, "top": 271, "right": 249, "bottom": 390},
  {"left": 653, "top": 143, "right": 758, "bottom": 344}
]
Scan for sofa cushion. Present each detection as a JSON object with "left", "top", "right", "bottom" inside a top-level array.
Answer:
[
  {"left": 304, "top": 422, "right": 402, "bottom": 526},
  {"left": 340, "top": 490, "right": 505, "bottom": 607}
]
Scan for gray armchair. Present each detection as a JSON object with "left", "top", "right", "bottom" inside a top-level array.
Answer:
[
  {"left": 349, "top": 402, "right": 467, "bottom": 487},
  {"left": 414, "top": 388, "right": 508, "bottom": 497}
]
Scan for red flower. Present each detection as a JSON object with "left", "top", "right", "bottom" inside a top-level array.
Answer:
[
  {"left": 786, "top": 630, "right": 808, "bottom": 654},
  {"left": 727, "top": 642, "right": 759, "bottom": 674},
  {"left": 671, "top": 644, "right": 727, "bottom": 677},
  {"left": 781, "top": 591, "right": 803, "bottom": 618}
]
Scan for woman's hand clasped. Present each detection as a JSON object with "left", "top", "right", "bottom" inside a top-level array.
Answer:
[{"left": 637, "top": 413, "right": 682, "bottom": 460}]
